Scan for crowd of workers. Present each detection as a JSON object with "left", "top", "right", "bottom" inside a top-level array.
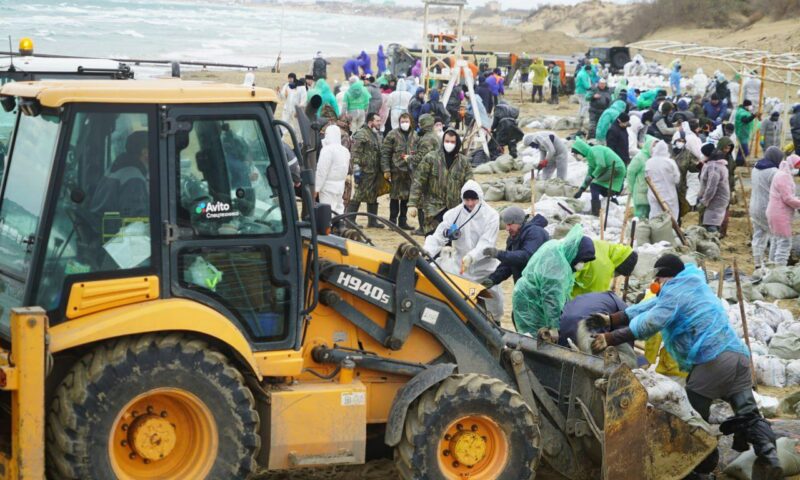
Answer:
[{"left": 279, "top": 46, "right": 796, "bottom": 479}]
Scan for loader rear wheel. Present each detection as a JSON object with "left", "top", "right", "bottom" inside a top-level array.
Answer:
[
  {"left": 45, "top": 334, "right": 260, "bottom": 480},
  {"left": 395, "top": 373, "right": 540, "bottom": 480}
]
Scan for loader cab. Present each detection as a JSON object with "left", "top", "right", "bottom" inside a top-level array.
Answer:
[{"left": 0, "top": 80, "right": 303, "bottom": 349}]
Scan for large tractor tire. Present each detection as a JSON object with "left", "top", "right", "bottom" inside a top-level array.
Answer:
[
  {"left": 46, "top": 334, "right": 260, "bottom": 480},
  {"left": 395, "top": 373, "right": 540, "bottom": 480}
]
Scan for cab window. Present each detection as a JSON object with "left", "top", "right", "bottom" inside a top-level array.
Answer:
[
  {"left": 177, "top": 118, "right": 285, "bottom": 236},
  {"left": 34, "top": 109, "right": 154, "bottom": 312}
]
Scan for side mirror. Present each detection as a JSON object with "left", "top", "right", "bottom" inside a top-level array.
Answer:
[
  {"left": 313, "top": 203, "right": 331, "bottom": 234},
  {"left": 1, "top": 96, "right": 17, "bottom": 113}
]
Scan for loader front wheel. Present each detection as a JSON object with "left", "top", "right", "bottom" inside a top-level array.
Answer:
[
  {"left": 46, "top": 334, "right": 260, "bottom": 480},
  {"left": 395, "top": 373, "right": 540, "bottom": 480}
]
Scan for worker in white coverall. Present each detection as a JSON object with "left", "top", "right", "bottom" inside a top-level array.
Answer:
[
  {"left": 692, "top": 68, "right": 709, "bottom": 98},
  {"left": 314, "top": 125, "right": 350, "bottom": 215},
  {"left": 523, "top": 132, "right": 569, "bottom": 180},
  {"left": 424, "top": 180, "right": 504, "bottom": 320},
  {"left": 645, "top": 139, "right": 681, "bottom": 219}
]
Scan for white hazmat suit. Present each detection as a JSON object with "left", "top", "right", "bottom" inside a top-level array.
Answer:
[
  {"left": 388, "top": 79, "right": 412, "bottom": 130},
  {"left": 645, "top": 140, "right": 681, "bottom": 219},
  {"left": 523, "top": 132, "right": 569, "bottom": 180},
  {"left": 315, "top": 125, "right": 351, "bottom": 215},
  {"left": 692, "top": 68, "right": 708, "bottom": 97},
  {"left": 424, "top": 180, "right": 503, "bottom": 319}
]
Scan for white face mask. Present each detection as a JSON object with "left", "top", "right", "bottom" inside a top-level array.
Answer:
[
  {"left": 573, "top": 262, "right": 585, "bottom": 271},
  {"left": 443, "top": 142, "right": 457, "bottom": 153},
  {"left": 400, "top": 122, "right": 410, "bottom": 131}
]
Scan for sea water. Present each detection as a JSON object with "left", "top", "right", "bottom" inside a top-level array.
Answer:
[{"left": 0, "top": 0, "right": 422, "bottom": 67}]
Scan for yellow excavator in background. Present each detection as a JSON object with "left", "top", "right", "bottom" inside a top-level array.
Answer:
[{"left": 0, "top": 79, "right": 715, "bottom": 479}]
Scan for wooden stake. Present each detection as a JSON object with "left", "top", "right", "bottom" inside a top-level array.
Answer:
[
  {"left": 622, "top": 219, "right": 637, "bottom": 302},
  {"left": 619, "top": 194, "right": 633, "bottom": 245},
  {"left": 737, "top": 171, "right": 753, "bottom": 237},
  {"left": 645, "top": 176, "right": 688, "bottom": 245},
  {"left": 557, "top": 202, "right": 574, "bottom": 215},
  {"left": 717, "top": 263, "right": 725, "bottom": 299},
  {"left": 603, "top": 162, "right": 616, "bottom": 236},
  {"left": 734, "top": 259, "right": 758, "bottom": 390},
  {"left": 599, "top": 207, "right": 605, "bottom": 240}
]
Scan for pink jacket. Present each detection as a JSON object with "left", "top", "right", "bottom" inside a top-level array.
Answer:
[{"left": 766, "top": 159, "right": 800, "bottom": 237}]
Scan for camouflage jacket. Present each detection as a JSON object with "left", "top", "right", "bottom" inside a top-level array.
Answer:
[
  {"left": 381, "top": 128, "right": 417, "bottom": 173},
  {"left": 351, "top": 125, "right": 382, "bottom": 174},
  {"left": 408, "top": 148, "right": 473, "bottom": 215}
]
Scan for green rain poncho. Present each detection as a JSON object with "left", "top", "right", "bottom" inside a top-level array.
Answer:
[
  {"left": 636, "top": 88, "right": 661, "bottom": 110},
  {"left": 512, "top": 225, "right": 584, "bottom": 334},
  {"left": 571, "top": 239, "right": 634, "bottom": 298},
  {"left": 595, "top": 100, "right": 627, "bottom": 142},
  {"left": 344, "top": 80, "right": 371, "bottom": 111},
  {"left": 308, "top": 79, "right": 340, "bottom": 117},
  {"left": 626, "top": 135, "right": 656, "bottom": 219},
  {"left": 734, "top": 105, "right": 756, "bottom": 145},
  {"left": 572, "top": 137, "right": 626, "bottom": 192}
]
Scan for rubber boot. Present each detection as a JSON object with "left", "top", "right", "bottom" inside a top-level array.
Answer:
[
  {"left": 590, "top": 199, "right": 602, "bottom": 216},
  {"left": 346, "top": 201, "right": 362, "bottom": 227},
  {"left": 726, "top": 391, "right": 784, "bottom": 480},
  {"left": 413, "top": 209, "right": 426, "bottom": 235},
  {"left": 398, "top": 200, "right": 413, "bottom": 230},
  {"left": 367, "top": 203, "right": 384, "bottom": 229},
  {"left": 389, "top": 199, "right": 400, "bottom": 226}
]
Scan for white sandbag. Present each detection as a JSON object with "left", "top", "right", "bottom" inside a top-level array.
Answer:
[
  {"left": 762, "top": 266, "right": 796, "bottom": 286},
  {"left": 474, "top": 162, "right": 495, "bottom": 174},
  {"left": 754, "top": 354, "right": 787, "bottom": 387},
  {"left": 649, "top": 212, "right": 676, "bottom": 245},
  {"left": 727, "top": 303, "right": 773, "bottom": 344},
  {"left": 753, "top": 391, "right": 780, "bottom": 418},
  {"left": 724, "top": 437, "right": 800, "bottom": 479},
  {"left": 709, "top": 401, "right": 734, "bottom": 424},
  {"left": 633, "top": 368, "right": 711, "bottom": 433},
  {"left": 768, "top": 331, "right": 800, "bottom": 360},
  {"left": 785, "top": 359, "right": 800, "bottom": 387},
  {"left": 776, "top": 319, "right": 800, "bottom": 336},
  {"left": 506, "top": 184, "right": 531, "bottom": 203},
  {"left": 758, "top": 282, "right": 799, "bottom": 300},
  {"left": 752, "top": 301, "right": 792, "bottom": 330},
  {"left": 483, "top": 185, "right": 505, "bottom": 202},
  {"left": 749, "top": 340, "right": 769, "bottom": 356},
  {"left": 494, "top": 154, "right": 515, "bottom": 173}
]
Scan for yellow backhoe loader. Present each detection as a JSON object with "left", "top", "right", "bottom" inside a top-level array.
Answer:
[{"left": 0, "top": 79, "right": 715, "bottom": 479}]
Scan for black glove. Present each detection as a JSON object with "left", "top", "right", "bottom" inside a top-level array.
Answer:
[
  {"left": 480, "top": 278, "right": 495, "bottom": 288},
  {"left": 483, "top": 247, "right": 499, "bottom": 258},
  {"left": 573, "top": 189, "right": 585, "bottom": 199}
]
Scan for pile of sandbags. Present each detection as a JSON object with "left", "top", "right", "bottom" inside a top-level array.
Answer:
[
  {"left": 473, "top": 153, "right": 527, "bottom": 174},
  {"left": 480, "top": 177, "right": 531, "bottom": 203},
  {"left": 519, "top": 115, "right": 581, "bottom": 131},
  {"left": 724, "top": 437, "right": 800, "bottom": 479},
  {"left": 683, "top": 226, "right": 722, "bottom": 260},
  {"left": 533, "top": 178, "right": 577, "bottom": 201},
  {"left": 724, "top": 301, "right": 800, "bottom": 388},
  {"left": 754, "top": 266, "right": 800, "bottom": 301}
]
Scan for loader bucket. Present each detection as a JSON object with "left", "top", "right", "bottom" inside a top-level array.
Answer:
[{"left": 603, "top": 366, "right": 718, "bottom": 480}]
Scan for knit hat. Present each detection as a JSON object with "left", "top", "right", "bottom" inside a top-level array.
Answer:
[
  {"left": 500, "top": 206, "right": 526, "bottom": 225},
  {"left": 615, "top": 251, "right": 638, "bottom": 277},
  {"left": 700, "top": 143, "right": 715, "bottom": 158},
  {"left": 654, "top": 254, "right": 684, "bottom": 278}
]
